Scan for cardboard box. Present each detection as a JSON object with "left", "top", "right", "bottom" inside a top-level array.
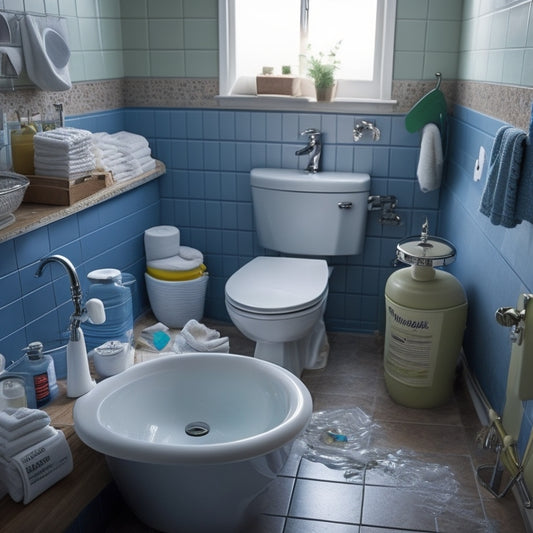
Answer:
[
  {"left": 23, "top": 172, "right": 114, "bottom": 206},
  {"left": 256, "top": 76, "right": 301, "bottom": 96}
]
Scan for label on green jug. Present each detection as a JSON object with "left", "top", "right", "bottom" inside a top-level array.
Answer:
[{"left": 385, "top": 302, "right": 443, "bottom": 387}]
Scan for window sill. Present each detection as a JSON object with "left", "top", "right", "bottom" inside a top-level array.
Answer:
[{"left": 216, "top": 95, "right": 397, "bottom": 114}]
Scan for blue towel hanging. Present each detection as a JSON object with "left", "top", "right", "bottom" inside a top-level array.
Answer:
[
  {"left": 515, "top": 104, "right": 533, "bottom": 225},
  {"left": 479, "top": 126, "right": 527, "bottom": 228}
]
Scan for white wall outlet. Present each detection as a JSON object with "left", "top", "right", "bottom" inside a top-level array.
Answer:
[{"left": 473, "top": 146, "right": 485, "bottom": 182}]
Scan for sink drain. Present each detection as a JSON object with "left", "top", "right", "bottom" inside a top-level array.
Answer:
[{"left": 185, "top": 421, "right": 210, "bottom": 437}]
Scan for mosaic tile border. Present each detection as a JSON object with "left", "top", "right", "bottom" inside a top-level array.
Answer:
[
  {"left": 0, "top": 78, "right": 530, "bottom": 130},
  {"left": 0, "top": 80, "right": 124, "bottom": 122}
]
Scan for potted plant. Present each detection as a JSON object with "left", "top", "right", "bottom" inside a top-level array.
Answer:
[{"left": 306, "top": 41, "right": 341, "bottom": 101}]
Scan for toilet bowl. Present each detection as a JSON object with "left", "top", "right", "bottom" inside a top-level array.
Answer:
[
  {"left": 225, "top": 167, "right": 371, "bottom": 376},
  {"left": 225, "top": 256, "right": 329, "bottom": 376}
]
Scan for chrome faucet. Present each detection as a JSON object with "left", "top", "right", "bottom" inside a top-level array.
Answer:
[
  {"left": 36, "top": 255, "right": 84, "bottom": 341},
  {"left": 35, "top": 254, "right": 105, "bottom": 397},
  {"left": 295, "top": 128, "right": 322, "bottom": 173},
  {"left": 353, "top": 120, "right": 381, "bottom": 142}
]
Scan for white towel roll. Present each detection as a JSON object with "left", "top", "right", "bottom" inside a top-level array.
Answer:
[
  {"left": 416, "top": 123, "right": 443, "bottom": 193},
  {"left": 144, "top": 226, "right": 181, "bottom": 262},
  {"left": 147, "top": 246, "right": 204, "bottom": 272}
]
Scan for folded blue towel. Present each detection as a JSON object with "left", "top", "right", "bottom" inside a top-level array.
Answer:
[
  {"left": 479, "top": 126, "right": 527, "bottom": 228},
  {"left": 516, "top": 104, "right": 533, "bottom": 225}
]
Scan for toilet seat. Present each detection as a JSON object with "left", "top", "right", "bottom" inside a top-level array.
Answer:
[{"left": 225, "top": 257, "right": 328, "bottom": 314}]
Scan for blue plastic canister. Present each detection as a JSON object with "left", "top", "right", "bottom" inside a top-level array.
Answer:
[{"left": 82, "top": 269, "right": 135, "bottom": 352}]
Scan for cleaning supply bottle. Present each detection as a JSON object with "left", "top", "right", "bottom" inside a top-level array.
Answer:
[
  {"left": 82, "top": 269, "right": 134, "bottom": 352},
  {"left": 7, "top": 342, "right": 59, "bottom": 408}
]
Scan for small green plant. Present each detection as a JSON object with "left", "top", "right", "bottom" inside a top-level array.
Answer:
[
  {"left": 306, "top": 41, "right": 341, "bottom": 89},
  {"left": 282, "top": 65, "right": 291, "bottom": 75}
]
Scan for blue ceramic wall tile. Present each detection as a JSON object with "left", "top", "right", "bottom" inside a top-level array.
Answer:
[
  {"left": 186, "top": 110, "right": 204, "bottom": 139},
  {"left": 190, "top": 199, "right": 207, "bottom": 227},
  {"left": 222, "top": 230, "right": 239, "bottom": 256},
  {"left": 14, "top": 227, "right": 50, "bottom": 268},
  {"left": 204, "top": 201, "right": 221, "bottom": 228},
  {"left": 236, "top": 143, "right": 252, "bottom": 171},
  {"left": 354, "top": 146, "right": 373, "bottom": 173},
  {"left": 189, "top": 171, "right": 205, "bottom": 198},
  {"left": 219, "top": 112, "right": 236, "bottom": 140},
  {"left": 187, "top": 140, "right": 205, "bottom": 170},
  {"left": 282, "top": 114, "right": 299, "bottom": 142},
  {"left": 389, "top": 147, "right": 419, "bottom": 178},
  {"left": 238, "top": 231, "right": 254, "bottom": 257},
  {"left": 204, "top": 142, "right": 221, "bottom": 171},
  {"left": 235, "top": 112, "right": 251, "bottom": 140},
  {"left": 202, "top": 111, "right": 220, "bottom": 140},
  {"left": 250, "top": 143, "right": 267, "bottom": 168},
  {"left": 321, "top": 114, "right": 337, "bottom": 144},
  {"left": 171, "top": 140, "right": 189, "bottom": 169},
  {"left": 335, "top": 145, "right": 354, "bottom": 172},
  {"left": 220, "top": 143, "right": 236, "bottom": 171},
  {"left": 169, "top": 110, "right": 187, "bottom": 139},
  {"left": 251, "top": 113, "right": 267, "bottom": 141},
  {"left": 266, "top": 113, "right": 282, "bottom": 142},
  {"left": 0, "top": 240, "right": 17, "bottom": 275},
  {"left": 49, "top": 216, "right": 81, "bottom": 250},
  {"left": 0, "top": 272, "right": 21, "bottom": 308}
]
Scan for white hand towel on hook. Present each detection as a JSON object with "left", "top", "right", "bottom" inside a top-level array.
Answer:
[{"left": 416, "top": 123, "right": 443, "bottom": 192}]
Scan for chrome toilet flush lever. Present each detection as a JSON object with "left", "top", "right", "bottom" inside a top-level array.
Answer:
[
  {"left": 353, "top": 120, "right": 381, "bottom": 142},
  {"left": 496, "top": 294, "right": 532, "bottom": 345}
]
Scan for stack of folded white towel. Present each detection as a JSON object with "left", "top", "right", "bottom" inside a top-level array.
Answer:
[
  {"left": 33, "top": 127, "right": 96, "bottom": 179},
  {"left": 174, "top": 319, "right": 230, "bottom": 354},
  {"left": 0, "top": 407, "right": 73, "bottom": 504},
  {"left": 92, "top": 131, "right": 157, "bottom": 182}
]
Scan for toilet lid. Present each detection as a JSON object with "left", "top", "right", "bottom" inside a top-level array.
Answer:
[{"left": 225, "top": 257, "right": 329, "bottom": 314}]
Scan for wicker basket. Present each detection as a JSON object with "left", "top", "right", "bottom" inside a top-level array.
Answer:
[{"left": 0, "top": 171, "right": 29, "bottom": 218}]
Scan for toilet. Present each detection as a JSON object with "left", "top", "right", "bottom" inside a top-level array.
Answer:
[{"left": 225, "top": 168, "right": 371, "bottom": 376}]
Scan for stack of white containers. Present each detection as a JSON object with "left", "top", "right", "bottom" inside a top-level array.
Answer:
[{"left": 144, "top": 226, "right": 208, "bottom": 328}]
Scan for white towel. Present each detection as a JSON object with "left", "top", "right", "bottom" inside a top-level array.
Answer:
[
  {"left": 34, "top": 127, "right": 92, "bottom": 150},
  {"left": 416, "top": 123, "right": 443, "bottom": 192},
  {"left": 173, "top": 320, "right": 230, "bottom": 353},
  {"left": 0, "top": 408, "right": 50, "bottom": 440},
  {"left": 0, "top": 429, "right": 73, "bottom": 504},
  {"left": 147, "top": 246, "right": 204, "bottom": 272},
  {"left": 0, "top": 425, "right": 56, "bottom": 457}
]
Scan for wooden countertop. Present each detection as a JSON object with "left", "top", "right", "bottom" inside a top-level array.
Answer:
[
  {"left": 0, "top": 161, "right": 166, "bottom": 244},
  {"left": 0, "top": 380, "right": 112, "bottom": 533}
]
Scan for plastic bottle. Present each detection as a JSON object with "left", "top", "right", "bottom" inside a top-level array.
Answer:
[
  {"left": 81, "top": 269, "right": 134, "bottom": 352},
  {"left": 0, "top": 353, "right": 28, "bottom": 410},
  {"left": 7, "top": 342, "right": 59, "bottom": 408}
]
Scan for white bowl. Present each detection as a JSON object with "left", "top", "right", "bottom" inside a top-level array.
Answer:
[{"left": 145, "top": 272, "right": 208, "bottom": 328}]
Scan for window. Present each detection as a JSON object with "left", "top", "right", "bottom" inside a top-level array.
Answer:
[{"left": 218, "top": 0, "right": 396, "bottom": 108}]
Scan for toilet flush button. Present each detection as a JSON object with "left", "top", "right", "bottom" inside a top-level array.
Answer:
[{"left": 473, "top": 146, "right": 485, "bottom": 182}]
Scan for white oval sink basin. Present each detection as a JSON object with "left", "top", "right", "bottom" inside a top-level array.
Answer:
[
  {"left": 74, "top": 353, "right": 312, "bottom": 532},
  {"left": 74, "top": 352, "right": 312, "bottom": 464}
]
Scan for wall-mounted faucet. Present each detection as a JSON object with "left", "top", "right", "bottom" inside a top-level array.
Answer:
[
  {"left": 35, "top": 254, "right": 105, "bottom": 397},
  {"left": 295, "top": 128, "right": 322, "bottom": 173},
  {"left": 353, "top": 120, "right": 381, "bottom": 142}
]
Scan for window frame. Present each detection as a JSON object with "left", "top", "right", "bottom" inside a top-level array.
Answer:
[{"left": 217, "top": 0, "right": 397, "bottom": 112}]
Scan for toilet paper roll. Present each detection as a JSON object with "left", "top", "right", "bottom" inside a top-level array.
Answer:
[{"left": 144, "top": 226, "right": 180, "bottom": 262}]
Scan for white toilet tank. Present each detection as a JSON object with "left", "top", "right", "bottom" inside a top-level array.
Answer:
[{"left": 251, "top": 168, "right": 371, "bottom": 256}]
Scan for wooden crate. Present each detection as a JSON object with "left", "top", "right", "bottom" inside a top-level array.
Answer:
[
  {"left": 256, "top": 75, "right": 301, "bottom": 96},
  {"left": 23, "top": 172, "right": 114, "bottom": 206}
]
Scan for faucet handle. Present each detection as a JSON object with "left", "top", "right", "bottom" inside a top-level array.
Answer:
[{"left": 300, "top": 128, "right": 321, "bottom": 138}]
